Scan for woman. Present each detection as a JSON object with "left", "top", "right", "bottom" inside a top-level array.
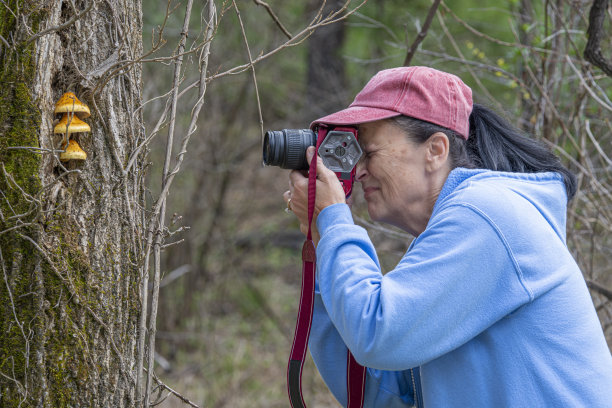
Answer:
[{"left": 284, "top": 66, "right": 612, "bottom": 407}]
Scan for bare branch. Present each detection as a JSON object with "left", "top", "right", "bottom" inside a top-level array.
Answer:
[
  {"left": 138, "top": 1, "right": 217, "bottom": 405},
  {"left": 439, "top": 1, "right": 555, "bottom": 56},
  {"left": 159, "top": 264, "right": 191, "bottom": 288},
  {"left": 566, "top": 55, "right": 612, "bottom": 112},
  {"left": 140, "top": 0, "right": 196, "bottom": 402},
  {"left": 584, "top": 0, "right": 612, "bottom": 76},
  {"left": 587, "top": 279, "right": 612, "bottom": 300},
  {"left": 144, "top": 368, "right": 201, "bottom": 408},
  {"left": 6, "top": 146, "right": 64, "bottom": 153},
  {"left": 253, "top": 0, "right": 293, "bottom": 39},
  {"left": 0, "top": 222, "right": 35, "bottom": 236},
  {"left": 0, "top": 33, "right": 10, "bottom": 49},
  {"left": 0, "top": 0, "right": 18, "bottom": 19},
  {"left": 0, "top": 248, "right": 29, "bottom": 367},
  {"left": 585, "top": 120, "right": 612, "bottom": 168},
  {"left": 234, "top": 0, "right": 264, "bottom": 138},
  {"left": 354, "top": 214, "right": 412, "bottom": 240},
  {"left": 404, "top": 0, "right": 442, "bottom": 66},
  {"left": 435, "top": 9, "right": 501, "bottom": 110}
]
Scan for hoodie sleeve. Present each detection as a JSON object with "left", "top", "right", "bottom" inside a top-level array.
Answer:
[
  {"left": 309, "top": 281, "right": 417, "bottom": 407},
  {"left": 314, "top": 203, "right": 532, "bottom": 371}
]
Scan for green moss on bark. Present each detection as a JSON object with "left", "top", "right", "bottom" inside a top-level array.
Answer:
[
  {"left": 0, "top": 2, "right": 47, "bottom": 406},
  {"left": 0, "top": 1, "right": 42, "bottom": 216}
]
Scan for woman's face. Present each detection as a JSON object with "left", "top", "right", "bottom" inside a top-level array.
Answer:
[{"left": 356, "top": 120, "right": 448, "bottom": 236}]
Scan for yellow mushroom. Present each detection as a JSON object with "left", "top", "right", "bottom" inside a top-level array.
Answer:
[
  {"left": 54, "top": 113, "right": 91, "bottom": 134},
  {"left": 54, "top": 92, "right": 90, "bottom": 118},
  {"left": 60, "top": 139, "right": 87, "bottom": 162}
]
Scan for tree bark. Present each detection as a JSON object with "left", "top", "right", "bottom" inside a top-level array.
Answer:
[
  {"left": 0, "top": 1, "right": 144, "bottom": 406},
  {"left": 584, "top": 0, "right": 612, "bottom": 76}
]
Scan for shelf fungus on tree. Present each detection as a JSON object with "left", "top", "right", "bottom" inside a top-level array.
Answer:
[
  {"left": 54, "top": 113, "right": 91, "bottom": 134},
  {"left": 54, "top": 91, "right": 91, "bottom": 118},
  {"left": 60, "top": 139, "right": 87, "bottom": 162},
  {"left": 54, "top": 91, "right": 91, "bottom": 162}
]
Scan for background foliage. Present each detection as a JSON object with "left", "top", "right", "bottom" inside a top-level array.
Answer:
[{"left": 137, "top": 0, "right": 612, "bottom": 406}]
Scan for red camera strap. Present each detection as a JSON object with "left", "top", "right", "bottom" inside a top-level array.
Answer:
[{"left": 287, "top": 137, "right": 366, "bottom": 408}]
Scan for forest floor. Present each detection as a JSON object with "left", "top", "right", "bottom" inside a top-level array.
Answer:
[{"left": 155, "top": 273, "right": 340, "bottom": 407}]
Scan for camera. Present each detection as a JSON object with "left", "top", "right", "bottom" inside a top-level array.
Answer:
[{"left": 262, "top": 126, "right": 363, "bottom": 197}]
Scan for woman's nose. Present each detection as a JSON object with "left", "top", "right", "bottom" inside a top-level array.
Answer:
[{"left": 356, "top": 159, "right": 367, "bottom": 182}]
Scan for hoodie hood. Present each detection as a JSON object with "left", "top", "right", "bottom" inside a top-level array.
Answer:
[{"left": 433, "top": 168, "right": 568, "bottom": 241}]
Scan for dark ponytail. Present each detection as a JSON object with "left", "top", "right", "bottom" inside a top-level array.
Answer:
[
  {"left": 467, "top": 104, "right": 576, "bottom": 200},
  {"left": 391, "top": 103, "right": 577, "bottom": 201}
]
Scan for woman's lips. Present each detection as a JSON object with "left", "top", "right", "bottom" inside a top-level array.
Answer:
[{"left": 363, "top": 187, "right": 379, "bottom": 199}]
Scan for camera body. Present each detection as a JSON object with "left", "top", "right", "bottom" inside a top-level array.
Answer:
[{"left": 263, "top": 125, "right": 363, "bottom": 197}]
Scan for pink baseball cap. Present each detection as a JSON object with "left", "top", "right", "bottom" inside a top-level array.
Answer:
[{"left": 311, "top": 66, "right": 473, "bottom": 139}]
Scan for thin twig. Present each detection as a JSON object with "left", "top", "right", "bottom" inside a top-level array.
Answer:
[
  {"left": 565, "top": 55, "right": 612, "bottom": 112},
  {"left": 587, "top": 279, "right": 612, "bottom": 300},
  {"left": 6, "top": 146, "right": 64, "bottom": 153},
  {"left": 253, "top": 0, "right": 292, "bottom": 39},
  {"left": 350, "top": 11, "right": 399, "bottom": 42},
  {"left": 144, "top": 367, "right": 201, "bottom": 408},
  {"left": 234, "top": 0, "right": 264, "bottom": 139},
  {"left": 354, "top": 214, "right": 412, "bottom": 240},
  {"left": 439, "top": 1, "right": 555, "bottom": 55},
  {"left": 0, "top": 223, "right": 34, "bottom": 236},
  {"left": 159, "top": 265, "right": 191, "bottom": 288},
  {"left": 0, "top": 0, "right": 17, "bottom": 19},
  {"left": 0, "top": 33, "right": 10, "bottom": 48},
  {"left": 404, "top": 0, "right": 442, "bottom": 66},
  {"left": 435, "top": 9, "right": 501, "bottom": 109},
  {"left": 160, "top": 238, "right": 185, "bottom": 250},
  {"left": 25, "top": 1, "right": 93, "bottom": 44},
  {"left": 0, "top": 248, "right": 30, "bottom": 376},
  {"left": 585, "top": 120, "right": 612, "bottom": 168}
]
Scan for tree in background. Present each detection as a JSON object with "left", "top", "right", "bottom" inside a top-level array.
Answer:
[{"left": 306, "top": 0, "right": 349, "bottom": 118}]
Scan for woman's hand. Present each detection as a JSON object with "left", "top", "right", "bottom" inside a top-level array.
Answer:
[{"left": 284, "top": 146, "right": 346, "bottom": 245}]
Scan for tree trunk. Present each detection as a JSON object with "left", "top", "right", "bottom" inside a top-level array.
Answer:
[
  {"left": 305, "top": 0, "right": 348, "bottom": 119},
  {"left": 0, "top": 1, "right": 144, "bottom": 406},
  {"left": 516, "top": 0, "right": 537, "bottom": 132}
]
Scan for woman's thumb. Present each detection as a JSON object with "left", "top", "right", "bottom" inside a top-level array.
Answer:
[
  {"left": 307, "top": 146, "right": 335, "bottom": 181},
  {"left": 306, "top": 146, "right": 317, "bottom": 163}
]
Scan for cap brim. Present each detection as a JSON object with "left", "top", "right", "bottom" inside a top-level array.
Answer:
[{"left": 310, "top": 106, "right": 401, "bottom": 129}]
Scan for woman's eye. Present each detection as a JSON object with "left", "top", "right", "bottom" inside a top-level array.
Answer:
[{"left": 358, "top": 149, "right": 374, "bottom": 163}]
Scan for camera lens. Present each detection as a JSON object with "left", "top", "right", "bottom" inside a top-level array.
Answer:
[{"left": 263, "top": 129, "right": 317, "bottom": 170}]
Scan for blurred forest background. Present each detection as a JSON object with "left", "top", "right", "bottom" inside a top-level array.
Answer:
[
  {"left": 134, "top": 0, "right": 612, "bottom": 406},
  {"left": 4, "top": 0, "right": 609, "bottom": 406}
]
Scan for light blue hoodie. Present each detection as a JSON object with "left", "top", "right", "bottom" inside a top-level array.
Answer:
[{"left": 309, "top": 168, "right": 612, "bottom": 407}]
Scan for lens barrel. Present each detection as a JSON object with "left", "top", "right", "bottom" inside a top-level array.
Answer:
[{"left": 263, "top": 129, "right": 317, "bottom": 170}]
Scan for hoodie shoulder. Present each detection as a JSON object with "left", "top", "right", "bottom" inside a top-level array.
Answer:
[{"left": 441, "top": 170, "right": 568, "bottom": 243}]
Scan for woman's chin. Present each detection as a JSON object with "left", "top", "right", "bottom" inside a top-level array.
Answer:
[{"left": 366, "top": 204, "right": 382, "bottom": 223}]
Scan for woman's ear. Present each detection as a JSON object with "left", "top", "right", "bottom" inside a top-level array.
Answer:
[{"left": 425, "top": 132, "right": 450, "bottom": 172}]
